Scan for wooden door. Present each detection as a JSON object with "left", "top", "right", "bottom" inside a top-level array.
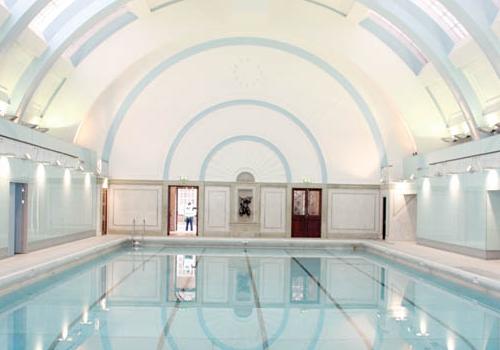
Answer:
[
  {"left": 292, "top": 188, "right": 322, "bottom": 238},
  {"left": 101, "top": 188, "right": 108, "bottom": 235}
]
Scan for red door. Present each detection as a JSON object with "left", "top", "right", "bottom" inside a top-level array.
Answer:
[{"left": 292, "top": 189, "right": 322, "bottom": 238}]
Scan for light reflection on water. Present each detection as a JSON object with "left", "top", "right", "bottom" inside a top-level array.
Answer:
[{"left": 0, "top": 246, "right": 499, "bottom": 350}]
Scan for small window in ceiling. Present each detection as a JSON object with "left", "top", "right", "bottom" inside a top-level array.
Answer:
[
  {"left": 29, "top": 0, "right": 74, "bottom": 38},
  {"left": 411, "top": 0, "right": 469, "bottom": 43},
  {"left": 2, "top": 0, "right": 15, "bottom": 9},
  {"left": 370, "top": 11, "right": 429, "bottom": 66},
  {"left": 63, "top": 6, "right": 128, "bottom": 60}
]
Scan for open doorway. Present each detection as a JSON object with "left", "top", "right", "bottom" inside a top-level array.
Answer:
[
  {"left": 168, "top": 186, "right": 199, "bottom": 236},
  {"left": 9, "top": 183, "right": 28, "bottom": 255}
]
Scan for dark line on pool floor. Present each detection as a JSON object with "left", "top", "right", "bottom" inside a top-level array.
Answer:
[
  {"left": 47, "top": 245, "right": 168, "bottom": 350},
  {"left": 245, "top": 250, "right": 270, "bottom": 350},
  {"left": 325, "top": 250, "right": 478, "bottom": 350},
  {"left": 157, "top": 249, "right": 204, "bottom": 350},
  {"left": 289, "top": 254, "right": 373, "bottom": 350}
]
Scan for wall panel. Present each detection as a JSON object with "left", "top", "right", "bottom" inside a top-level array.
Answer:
[
  {"left": 108, "top": 184, "right": 162, "bottom": 232},
  {"left": 327, "top": 188, "right": 380, "bottom": 237},
  {"left": 260, "top": 187, "right": 286, "bottom": 234},
  {"left": 204, "top": 186, "right": 230, "bottom": 233}
]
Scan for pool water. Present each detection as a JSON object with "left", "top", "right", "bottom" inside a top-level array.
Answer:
[{"left": 0, "top": 245, "right": 499, "bottom": 350}]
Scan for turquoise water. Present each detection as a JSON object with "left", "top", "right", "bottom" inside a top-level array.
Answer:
[{"left": 0, "top": 245, "right": 499, "bottom": 350}]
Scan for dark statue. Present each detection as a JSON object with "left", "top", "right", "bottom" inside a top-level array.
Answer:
[{"left": 239, "top": 196, "right": 252, "bottom": 217}]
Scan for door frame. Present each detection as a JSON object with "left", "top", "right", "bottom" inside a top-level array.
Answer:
[
  {"left": 291, "top": 188, "right": 322, "bottom": 238},
  {"left": 167, "top": 185, "right": 200, "bottom": 236},
  {"left": 9, "top": 182, "right": 28, "bottom": 255},
  {"left": 101, "top": 188, "right": 108, "bottom": 235}
]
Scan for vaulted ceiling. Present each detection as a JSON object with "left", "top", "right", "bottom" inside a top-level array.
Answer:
[{"left": 0, "top": 0, "right": 499, "bottom": 181}]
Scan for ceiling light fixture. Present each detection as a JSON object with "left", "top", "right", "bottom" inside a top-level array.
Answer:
[
  {"left": 3, "top": 114, "right": 19, "bottom": 122},
  {"left": 466, "top": 165, "right": 476, "bottom": 173},
  {"left": 19, "top": 121, "right": 38, "bottom": 129},
  {"left": 0, "top": 152, "right": 15, "bottom": 158},
  {"left": 35, "top": 127, "right": 49, "bottom": 133}
]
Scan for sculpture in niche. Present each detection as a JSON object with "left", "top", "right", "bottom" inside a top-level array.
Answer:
[{"left": 239, "top": 196, "right": 252, "bottom": 217}]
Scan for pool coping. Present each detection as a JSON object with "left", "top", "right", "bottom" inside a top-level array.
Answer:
[
  {"left": 1, "top": 236, "right": 500, "bottom": 298},
  {"left": 0, "top": 236, "right": 128, "bottom": 296}
]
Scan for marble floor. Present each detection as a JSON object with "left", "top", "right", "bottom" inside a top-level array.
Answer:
[
  {"left": 0, "top": 235, "right": 127, "bottom": 294},
  {"left": 373, "top": 240, "right": 500, "bottom": 280}
]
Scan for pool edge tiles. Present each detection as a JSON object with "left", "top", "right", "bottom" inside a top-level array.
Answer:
[{"left": 0, "top": 235, "right": 128, "bottom": 297}]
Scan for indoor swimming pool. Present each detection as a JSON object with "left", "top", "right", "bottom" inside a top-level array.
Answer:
[{"left": 0, "top": 244, "right": 499, "bottom": 350}]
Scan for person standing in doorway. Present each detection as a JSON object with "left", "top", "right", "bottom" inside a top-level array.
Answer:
[{"left": 184, "top": 202, "right": 196, "bottom": 231}]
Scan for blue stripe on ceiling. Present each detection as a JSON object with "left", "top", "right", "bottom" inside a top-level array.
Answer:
[
  {"left": 164, "top": 99, "right": 326, "bottom": 182},
  {"left": 151, "top": 0, "right": 186, "bottom": 12},
  {"left": 71, "top": 12, "right": 137, "bottom": 67},
  {"left": 199, "top": 135, "right": 292, "bottom": 182},
  {"left": 361, "top": 18, "right": 424, "bottom": 75},
  {"left": 302, "top": 0, "right": 347, "bottom": 17},
  {"left": 0, "top": 0, "right": 51, "bottom": 55},
  {"left": 101, "top": 37, "right": 388, "bottom": 173},
  {"left": 40, "top": 77, "right": 66, "bottom": 118},
  {"left": 43, "top": 0, "right": 98, "bottom": 40}
]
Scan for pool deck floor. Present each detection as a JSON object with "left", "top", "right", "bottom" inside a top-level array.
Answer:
[
  {"left": 375, "top": 240, "right": 500, "bottom": 280},
  {"left": 1, "top": 235, "right": 500, "bottom": 293}
]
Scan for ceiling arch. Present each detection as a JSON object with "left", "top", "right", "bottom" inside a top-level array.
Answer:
[
  {"left": 199, "top": 135, "right": 292, "bottom": 182},
  {"left": 1, "top": 0, "right": 495, "bottom": 141},
  {"left": 0, "top": 0, "right": 497, "bottom": 175},
  {"left": 438, "top": 0, "right": 500, "bottom": 78},
  {"left": 358, "top": 0, "right": 483, "bottom": 139},
  {"left": 161, "top": 99, "right": 328, "bottom": 183},
  {"left": 9, "top": 0, "right": 127, "bottom": 117},
  {"left": 100, "top": 36, "right": 388, "bottom": 173}
]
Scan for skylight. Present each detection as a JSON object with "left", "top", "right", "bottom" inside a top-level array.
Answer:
[
  {"left": 63, "top": 6, "right": 129, "bottom": 60},
  {"left": 29, "top": 0, "right": 75, "bottom": 38},
  {"left": 412, "top": 0, "right": 469, "bottom": 43},
  {"left": 369, "top": 11, "right": 429, "bottom": 66}
]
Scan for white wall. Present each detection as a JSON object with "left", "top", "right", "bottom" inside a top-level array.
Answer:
[
  {"left": 417, "top": 174, "right": 488, "bottom": 252},
  {"left": 0, "top": 119, "right": 98, "bottom": 256},
  {"left": 0, "top": 158, "right": 97, "bottom": 255}
]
